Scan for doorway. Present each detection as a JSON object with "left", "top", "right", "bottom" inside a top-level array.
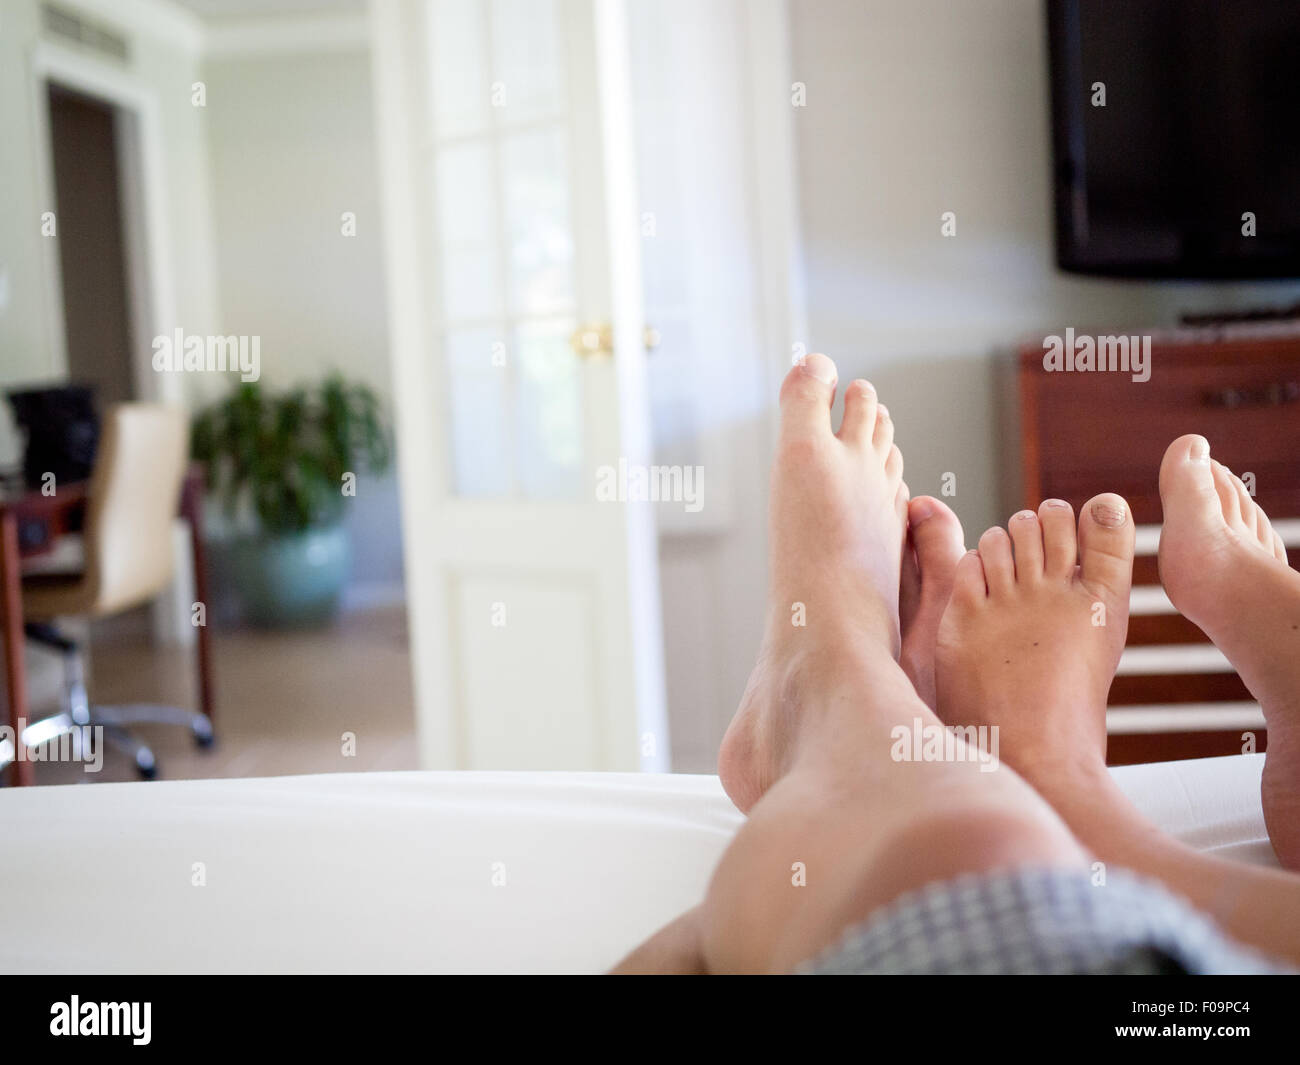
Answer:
[{"left": 46, "top": 82, "right": 136, "bottom": 409}]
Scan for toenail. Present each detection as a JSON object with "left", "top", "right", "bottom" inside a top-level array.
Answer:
[
  {"left": 911, "top": 497, "right": 935, "bottom": 523},
  {"left": 1044, "top": 499, "right": 1070, "bottom": 509},
  {"left": 798, "top": 354, "right": 837, "bottom": 385},
  {"left": 877, "top": 404, "right": 890, "bottom": 419},
  {"left": 1090, "top": 499, "right": 1127, "bottom": 528},
  {"left": 1012, "top": 510, "right": 1036, "bottom": 521},
  {"left": 1189, "top": 436, "right": 1210, "bottom": 463}
]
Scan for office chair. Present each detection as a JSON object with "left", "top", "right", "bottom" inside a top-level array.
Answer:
[{"left": 6, "top": 403, "right": 213, "bottom": 780}]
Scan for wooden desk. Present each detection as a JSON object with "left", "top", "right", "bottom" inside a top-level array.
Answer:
[{"left": 0, "top": 467, "right": 214, "bottom": 786}]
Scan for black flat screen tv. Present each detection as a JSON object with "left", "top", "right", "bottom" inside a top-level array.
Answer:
[{"left": 1048, "top": 0, "right": 1300, "bottom": 279}]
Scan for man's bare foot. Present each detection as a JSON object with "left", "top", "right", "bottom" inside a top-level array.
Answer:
[
  {"left": 899, "top": 497, "right": 965, "bottom": 709},
  {"left": 718, "top": 354, "right": 907, "bottom": 813},
  {"left": 935, "top": 495, "right": 1134, "bottom": 781},
  {"left": 1157, "top": 434, "right": 1300, "bottom": 869}
]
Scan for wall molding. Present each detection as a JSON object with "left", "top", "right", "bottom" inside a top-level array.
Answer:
[
  {"left": 55, "top": 0, "right": 204, "bottom": 53},
  {"left": 53, "top": 0, "right": 368, "bottom": 58}
]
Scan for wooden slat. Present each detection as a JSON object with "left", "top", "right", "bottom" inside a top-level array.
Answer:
[
  {"left": 1108, "top": 672, "right": 1251, "bottom": 704},
  {"left": 1132, "top": 555, "right": 1160, "bottom": 585},
  {"left": 1108, "top": 729, "right": 1266, "bottom": 766},
  {"left": 1126, "top": 613, "right": 1209, "bottom": 645}
]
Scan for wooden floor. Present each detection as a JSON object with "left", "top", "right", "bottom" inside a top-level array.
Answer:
[{"left": 27, "top": 606, "right": 418, "bottom": 786}]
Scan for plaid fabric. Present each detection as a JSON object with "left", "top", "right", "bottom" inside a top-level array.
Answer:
[{"left": 801, "top": 866, "right": 1290, "bottom": 975}]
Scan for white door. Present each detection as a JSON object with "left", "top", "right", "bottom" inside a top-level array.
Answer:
[{"left": 371, "top": 0, "right": 668, "bottom": 770}]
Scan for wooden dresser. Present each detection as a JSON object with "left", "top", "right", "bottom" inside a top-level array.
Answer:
[{"left": 1004, "top": 326, "right": 1300, "bottom": 764}]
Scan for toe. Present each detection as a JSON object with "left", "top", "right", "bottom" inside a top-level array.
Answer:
[
  {"left": 885, "top": 444, "right": 904, "bottom": 482},
  {"left": 1211, "top": 461, "right": 1242, "bottom": 525},
  {"left": 1273, "top": 529, "right": 1289, "bottom": 565},
  {"left": 838, "top": 379, "right": 877, "bottom": 445},
  {"left": 872, "top": 404, "right": 894, "bottom": 454},
  {"left": 1038, "top": 498, "right": 1077, "bottom": 579},
  {"left": 977, "top": 526, "right": 1016, "bottom": 597},
  {"left": 1008, "top": 509, "right": 1045, "bottom": 582},
  {"left": 952, "top": 549, "right": 987, "bottom": 606},
  {"left": 1158, "top": 434, "right": 1222, "bottom": 529},
  {"left": 1232, "top": 474, "right": 1257, "bottom": 537},
  {"left": 900, "top": 537, "right": 921, "bottom": 630},
  {"left": 779, "top": 353, "right": 837, "bottom": 438},
  {"left": 1255, "top": 505, "right": 1274, "bottom": 553},
  {"left": 909, "top": 497, "right": 966, "bottom": 602},
  {"left": 1078, "top": 493, "right": 1135, "bottom": 605}
]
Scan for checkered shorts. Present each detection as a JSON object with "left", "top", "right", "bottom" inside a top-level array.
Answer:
[{"left": 801, "top": 866, "right": 1290, "bottom": 975}]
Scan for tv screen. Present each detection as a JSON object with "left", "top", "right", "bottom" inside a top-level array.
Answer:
[{"left": 1048, "top": 0, "right": 1300, "bottom": 279}]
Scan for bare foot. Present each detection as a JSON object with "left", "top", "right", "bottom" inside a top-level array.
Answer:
[
  {"left": 899, "top": 497, "right": 965, "bottom": 709},
  {"left": 935, "top": 484, "right": 1300, "bottom": 968},
  {"left": 1157, "top": 434, "right": 1300, "bottom": 869},
  {"left": 718, "top": 354, "right": 907, "bottom": 812},
  {"left": 935, "top": 495, "right": 1133, "bottom": 780}
]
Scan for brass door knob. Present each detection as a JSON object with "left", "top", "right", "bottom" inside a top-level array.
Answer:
[
  {"left": 570, "top": 322, "right": 659, "bottom": 358},
  {"left": 570, "top": 323, "right": 613, "bottom": 357}
]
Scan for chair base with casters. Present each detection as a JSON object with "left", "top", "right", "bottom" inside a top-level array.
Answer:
[
  {"left": 0, "top": 621, "right": 214, "bottom": 782},
  {"left": 4, "top": 403, "right": 215, "bottom": 784}
]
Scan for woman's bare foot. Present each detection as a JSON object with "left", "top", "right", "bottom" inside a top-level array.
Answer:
[
  {"left": 1156, "top": 434, "right": 1300, "bottom": 868},
  {"left": 935, "top": 495, "right": 1134, "bottom": 779},
  {"left": 935, "top": 487, "right": 1300, "bottom": 967},
  {"left": 899, "top": 497, "right": 965, "bottom": 709},
  {"left": 718, "top": 354, "right": 907, "bottom": 813}
]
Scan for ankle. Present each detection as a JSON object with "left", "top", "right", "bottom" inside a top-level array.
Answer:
[{"left": 1034, "top": 759, "right": 1177, "bottom": 859}]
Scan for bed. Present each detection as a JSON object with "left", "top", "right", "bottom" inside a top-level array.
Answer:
[{"left": 0, "top": 754, "right": 1276, "bottom": 973}]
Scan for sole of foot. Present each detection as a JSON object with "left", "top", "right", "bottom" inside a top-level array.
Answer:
[
  {"left": 718, "top": 354, "right": 908, "bottom": 813},
  {"left": 1157, "top": 434, "right": 1300, "bottom": 869}
]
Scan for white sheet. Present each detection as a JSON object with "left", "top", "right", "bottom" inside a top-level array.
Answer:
[{"left": 0, "top": 754, "right": 1274, "bottom": 973}]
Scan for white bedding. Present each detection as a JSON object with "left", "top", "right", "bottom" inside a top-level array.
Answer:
[{"left": 0, "top": 754, "right": 1275, "bottom": 973}]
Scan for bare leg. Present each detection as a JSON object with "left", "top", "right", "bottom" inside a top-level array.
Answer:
[
  {"left": 615, "top": 356, "right": 1086, "bottom": 973},
  {"left": 935, "top": 489, "right": 1300, "bottom": 967},
  {"left": 611, "top": 908, "right": 706, "bottom": 974},
  {"left": 1156, "top": 435, "right": 1300, "bottom": 869}
]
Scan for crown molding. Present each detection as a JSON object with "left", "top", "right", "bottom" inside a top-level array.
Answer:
[
  {"left": 54, "top": 0, "right": 205, "bottom": 53},
  {"left": 48, "top": 0, "right": 368, "bottom": 58}
]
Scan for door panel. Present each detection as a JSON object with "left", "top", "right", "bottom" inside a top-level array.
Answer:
[
  {"left": 373, "top": 0, "right": 668, "bottom": 770},
  {"left": 454, "top": 574, "right": 600, "bottom": 767}
]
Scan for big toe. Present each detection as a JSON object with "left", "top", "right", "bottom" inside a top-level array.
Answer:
[
  {"left": 1078, "top": 493, "right": 1135, "bottom": 605},
  {"left": 1158, "top": 434, "right": 1220, "bottom": 527},
  {"left": 900, "top": 496, "right": 964, "bottom": 708},
  {"left": 909, "top": 497, "right": 966, "bottom": 611},
  {"left": 779, "top": 353, "right": 838, "bottom": 438}
]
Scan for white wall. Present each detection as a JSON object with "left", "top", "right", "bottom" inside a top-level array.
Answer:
[
  {"left": 789, "top": 0, "right": 1300, "bottom": 536},
  {"left": 201, "top": 45, "right": 402, "bottom": 591},
  {"left": 0, "top": 1, "right": 60, "bottom": 392}
]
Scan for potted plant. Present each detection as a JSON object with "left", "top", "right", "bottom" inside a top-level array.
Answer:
[{"left": 191, "top": 374, "right": 391, "bottom": 626}]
